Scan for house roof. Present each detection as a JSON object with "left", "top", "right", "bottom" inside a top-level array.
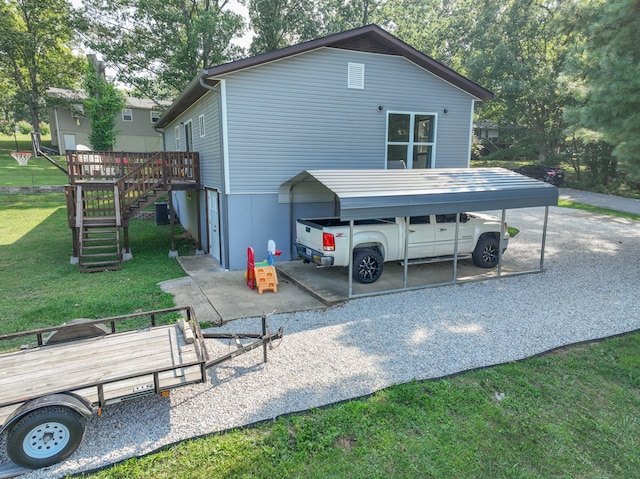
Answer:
[
  {"left": 155, "top": 24, "right": 494, "bottom": 129},
  {"left": 47, "top": 88, "right": 170, "bottom": 110},
  {"left": 279, "top": 168, "right": 558, "bottom": 220}
]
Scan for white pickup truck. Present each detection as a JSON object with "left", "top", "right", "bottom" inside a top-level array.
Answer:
[{"left": 295, "top": 213, "right": 509, "bottom": 283}]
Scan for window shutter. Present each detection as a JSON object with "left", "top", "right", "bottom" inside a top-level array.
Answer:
[{"left": 348, "top": 62, "right": 365, "bottom": 89}]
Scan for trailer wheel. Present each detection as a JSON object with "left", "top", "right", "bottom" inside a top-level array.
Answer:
[
  {"left": 7, "top": 406, "right": 86, "bottom": 469},
  {"left": 353, "top": 248, "right": 384, "bottom": 283}
]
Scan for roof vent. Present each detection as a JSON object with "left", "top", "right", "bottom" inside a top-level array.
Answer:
[{"left": 348, "top": 62, "right": 365, "bottom": 89}]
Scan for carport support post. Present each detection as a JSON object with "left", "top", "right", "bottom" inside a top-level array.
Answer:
[
  {"left": 348, "top": 220, "right": 354, "bottom": 297},
  {"left": 452, "top": 214, "right": 460, "bottom": 282},
  {"left": 540, "top": 206, "right": 549, "bottom": 271},
  {"left": 498, "top": 209, "right": 506, "bottom": 276},
  {"left": 403, "top": 216, "right": 409, "bottom": 288}
]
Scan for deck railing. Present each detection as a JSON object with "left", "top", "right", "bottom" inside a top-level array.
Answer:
[{"left": 66, "top": 151, "right": 200, "bottom": 185}]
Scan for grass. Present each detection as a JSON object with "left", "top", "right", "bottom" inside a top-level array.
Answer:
[
  {"left": 0, "top": 193, "right": 197, "bottom": 335},
  {"left": 559, "top": 199, "right": 640, "bottom": 222},
  {"left": 73, "top": 333, "right": 640, "bottom": 479},
  {"left": 0, "top": 134, "right": 68, "bottom": 187},
  {"left": 1, "top": 141, "right": 638, "bottom": 477}
]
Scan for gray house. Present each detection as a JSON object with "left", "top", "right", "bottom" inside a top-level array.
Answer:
[
  {"left": 154, "top": 24, "right": 494, "bottom": 270},
  {"left": 48, "top": 88, "right": 168, "bottom": 153}
]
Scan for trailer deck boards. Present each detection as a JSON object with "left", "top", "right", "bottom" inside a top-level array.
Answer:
[{"left": 0, "top": 324, "right": 203, "bottom": 426}]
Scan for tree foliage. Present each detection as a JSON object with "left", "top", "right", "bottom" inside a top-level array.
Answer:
[
  {"left": 78, "top": 0, "right": 246, "bottom": 101},
  {"left": 83, "top": 59, "right": 126, "bottom": 151},
  {"left": 242, "top": 0, "right": 322, "bottom": 55},
  {"left": 562, "top": 0, "right": 640, "bottom": 177},
  {"left": 0, "top": 0, "right": 83, "bottom": 134}
]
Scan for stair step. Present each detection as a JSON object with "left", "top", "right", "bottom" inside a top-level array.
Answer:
[{"left": 82, "top": 245, "right": 119, "bottom": 251}]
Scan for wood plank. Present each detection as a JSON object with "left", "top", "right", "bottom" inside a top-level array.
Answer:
[{"left": 0, "top": 325, "right": 203, "bottom": 407}]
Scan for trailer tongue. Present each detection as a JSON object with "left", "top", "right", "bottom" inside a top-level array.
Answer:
[{"left": 0, "top": 306, "right": 283, "bottom": 470}]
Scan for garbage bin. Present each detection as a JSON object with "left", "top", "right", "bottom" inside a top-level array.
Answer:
[{"left": 154, "top": 202, "right": 170, "bottom": 225}]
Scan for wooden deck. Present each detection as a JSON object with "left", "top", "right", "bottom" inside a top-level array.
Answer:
[{"left": 0, "top": 324, "right": 204, "bottom": 426}]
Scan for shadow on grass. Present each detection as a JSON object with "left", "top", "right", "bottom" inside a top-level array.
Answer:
[{"left": 0, "top": 193, "right": 197, "bottom": 334}]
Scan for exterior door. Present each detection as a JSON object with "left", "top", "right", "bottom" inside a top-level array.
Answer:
[
  {"left": 63, "top": 134, "right": 76, "bottom": 151},
  {"left": 207, "top": 190, "right": 221, "bottom": 262}
]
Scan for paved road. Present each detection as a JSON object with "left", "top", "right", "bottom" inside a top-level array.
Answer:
[{"left": 559, "top": 187, "right": 640, "bottom": 215}]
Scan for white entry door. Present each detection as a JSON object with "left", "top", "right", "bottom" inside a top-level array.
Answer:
[{"left": 207, "top": 190, "right": 221, "bottom": 262}]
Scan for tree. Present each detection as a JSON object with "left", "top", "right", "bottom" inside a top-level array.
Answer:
[
  {"left": 242, "top": 0, "right": 322, "bottom": 55},
  {"left": 562, "top": 0, "right": 640, "bottom": 177},
  {"left": 0, "top": 0, "right": 83, "bottom": 135},
  {"left": 83, "top": 58, "right": 126, "bottom": 151},
  {"left": 461, "top": 0, "right": 575, "bottom": 164},
  {"left": 78, "top": 0, "right": 246, "bottom": 101}
]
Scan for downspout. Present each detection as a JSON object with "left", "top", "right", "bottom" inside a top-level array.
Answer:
[
  {"left": 199, "top": 72, "right": 230, "bottom": 268},
  {"left": 54, "top": 107, "right": 63, "bottom": 154}
]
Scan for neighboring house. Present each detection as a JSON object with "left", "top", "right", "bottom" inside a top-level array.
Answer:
[
  {"left": 48, "top": 88, "right": 170, "bottom": 153},
  {"left": 154, "top": 24, "right": 494, "bottom": 271}
]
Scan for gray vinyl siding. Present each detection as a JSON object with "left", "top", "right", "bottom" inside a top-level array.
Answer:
[
  {"left": 223, "top": 47, "right": 476, "bottom": 194},
  {"left": 165, "top": 91, "right": 223, "bottom": 189}
]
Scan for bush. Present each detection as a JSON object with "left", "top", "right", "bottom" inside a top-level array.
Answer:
[
  {"left": 0, "top": 120, "right": 14, "bottom": 135},
  {"left": 39, "top": 123, "right": 50, "bottom": 136},
  {"left": 16, "top": 120, "right": 32, "bottom": 134}
]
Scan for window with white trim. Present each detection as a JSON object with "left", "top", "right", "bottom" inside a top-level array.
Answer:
[
  {"left": 386, "top": 112, "right": 436, "bottom": 169},
  {"left": 122, "top": 109, "right": 133, "bottom": 122},
  {"left": 198, "top": 114, "right": 205, "bottom": 137},
  {"left": 150, "top": 111, "right": 160, "bottom": 123}
]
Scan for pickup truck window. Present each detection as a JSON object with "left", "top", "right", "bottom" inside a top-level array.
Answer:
[{"left": 409, "top": 215, "right": 431, "bottom": 224}]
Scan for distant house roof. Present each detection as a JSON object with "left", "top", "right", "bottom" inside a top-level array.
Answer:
[
  {"left": 47, "top": 88, "right": 170, "bottom": 110},
  {"left": 155, "top": 24, "right": 494, "bottom": 129}
]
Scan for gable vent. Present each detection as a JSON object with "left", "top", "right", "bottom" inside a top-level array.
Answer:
[{"left": 348, "top": 62, "right": 365, "bottom": 89}]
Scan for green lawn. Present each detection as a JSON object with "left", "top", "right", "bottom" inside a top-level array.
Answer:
[
  {"left": 0, "top": 193, "right": 197, "bottom": 334},
  {"left": 1, "top": 142, "right": 639, "bottom": 478},
  {"left": 74, "top": 334, "right": 640, "bottom": 479},
  {"left": 0, "top": 134, "right": 68, "bottom": 187}
]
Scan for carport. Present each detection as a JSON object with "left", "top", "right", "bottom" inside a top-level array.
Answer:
[{"left": 279, "top": 168, "right": 559, "bottom": 298}]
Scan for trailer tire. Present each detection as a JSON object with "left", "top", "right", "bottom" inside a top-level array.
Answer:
[
  {"left": 7, "top": 406, "right": 86, "bottom": 469},
  {"left": 353, "top": 248, "right": 384, "bottom": 284}
]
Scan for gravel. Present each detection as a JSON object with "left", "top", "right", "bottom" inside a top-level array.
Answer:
[{"left": 4, "top": 204, "right": 640, "bottom": 478}]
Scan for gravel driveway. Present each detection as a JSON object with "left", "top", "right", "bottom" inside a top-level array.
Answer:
[{"left": 5, "top": 202, "right": 640, "bottom": 478}]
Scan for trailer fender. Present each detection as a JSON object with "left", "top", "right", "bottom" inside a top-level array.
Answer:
[{"left": 0, "top": 392, "right": 93, "bottom": 435}]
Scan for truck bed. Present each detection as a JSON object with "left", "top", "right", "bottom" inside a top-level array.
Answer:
[{"left": 0, "top": 324, "right": 204, "bottom": 426}]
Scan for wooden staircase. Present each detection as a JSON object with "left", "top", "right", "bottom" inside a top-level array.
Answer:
[
  {"left": 65, "top": 150, "right": 200, "bottom": 273},
  {"left": 76, "top": 185, "right": 123, "bottom": 272}
]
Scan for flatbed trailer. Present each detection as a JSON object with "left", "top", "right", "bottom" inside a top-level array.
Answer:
[{"left": 0, "top": 306, "right": 282, "bottom": 470}]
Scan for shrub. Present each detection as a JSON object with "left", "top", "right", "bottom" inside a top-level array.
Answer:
[
  {"left": 39, "top": 122, "right": 50, "bottom": 136},
  {"left": 16, "top": 120, "right": 32, "bottom": 134}
]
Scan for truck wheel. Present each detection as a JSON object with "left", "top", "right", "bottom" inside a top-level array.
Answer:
[
  {"left": 472, "top": 236, "right": 499, "bottom": 268},
  {"left": 353, "top": 249, "right": 384, "bottom": 284},
  {"left": 7, "top": 406, "right": 86, "bottom": 469}
]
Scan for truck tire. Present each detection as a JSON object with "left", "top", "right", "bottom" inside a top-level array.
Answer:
[
  {"left": 7, "top": 406, "right": 86, "bottom": 469},
  {"left": 353, "top": 249, "right": 384, "bottom": 284},
  {"left": 472, "top": 236, "right": 499, "bottom": 268}
]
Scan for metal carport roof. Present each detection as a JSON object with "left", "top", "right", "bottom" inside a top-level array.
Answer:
[
  {"left": 279, "top": 168, "right": 559, "bottom": 218},
  {"left": 279, "top": 167, "right": 558, "bottom": 299}
]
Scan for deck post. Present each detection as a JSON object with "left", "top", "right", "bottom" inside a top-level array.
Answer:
[
  {"left": 196, "top": 188, "right": 203, "bottom": 253},
  {"left": 168, "top": 190, "right": 178, "bottom": 257}
]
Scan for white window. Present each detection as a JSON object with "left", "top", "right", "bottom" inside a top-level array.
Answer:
[
  {"left": 198, "top": 114, "right": 205, "bottom": 137},
  {"left": 386, "top": 112, "right": 437, "bottom": 169},
  {"left": 348, "top": 62, "right": 365, "bottom": 89},
  {"left": 122, "top": 109, "right": 133, "bottom": 122},
  {"left": 150, "top": 111, "right": 160, "bottom": 123}
]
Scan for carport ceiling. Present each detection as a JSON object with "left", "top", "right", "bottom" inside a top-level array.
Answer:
[{"left": 279, "top": 168, "right": 559, "bottom": 220}]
